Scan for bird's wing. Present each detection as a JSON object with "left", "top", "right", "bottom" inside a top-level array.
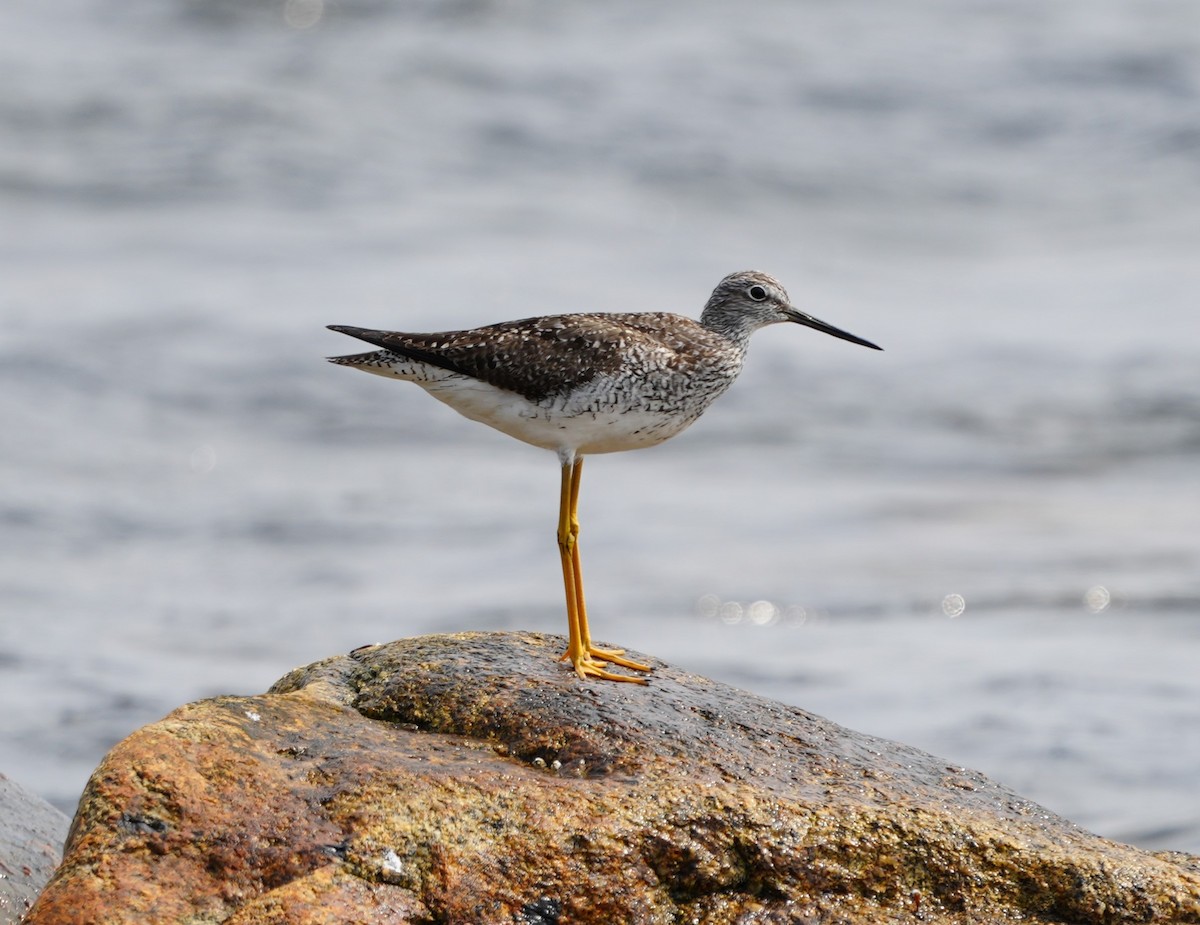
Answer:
[{"left": 329, "top": 313, "right": 706, "bottom": 402}]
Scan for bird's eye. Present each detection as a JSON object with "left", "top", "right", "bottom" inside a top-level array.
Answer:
[{"left": 747, "top": 285, "right": 768, "bottom": 301}]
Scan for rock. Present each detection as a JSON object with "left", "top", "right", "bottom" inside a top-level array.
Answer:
[
  {"left": 0, "top": 773, "right": 70, "bottom": 925},
  {"left": 24, "top": 632, "right": 1200, "bottom": 924}
]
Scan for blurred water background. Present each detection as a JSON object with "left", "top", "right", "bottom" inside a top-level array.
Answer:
[{"left": 2, "top": 0, "right": 1199, "bottom": 853}]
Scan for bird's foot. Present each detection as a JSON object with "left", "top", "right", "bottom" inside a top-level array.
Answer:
[
  {"left": 563, "top": 644, "right": 652, "bottom": 684},
  {"left": 585, "top": 645, "right": 652, "bottom": 673},
  {"left": 571, "top": 654, "right": 650, "bottom": 684}
]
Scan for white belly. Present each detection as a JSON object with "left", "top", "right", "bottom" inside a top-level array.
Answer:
[{"left": 421, "top": 375, "right": 700, "bottom": 455}]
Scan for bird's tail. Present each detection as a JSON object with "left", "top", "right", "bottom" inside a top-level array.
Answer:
[
  {"left": 326, "top": 325, "right": 397, "bottom": 369},
  {"left": 326, "top": 324, "right": 439, "bottom": 381},
  {"left": 326, "top": 350, "right": 385, "bottom": 367}
]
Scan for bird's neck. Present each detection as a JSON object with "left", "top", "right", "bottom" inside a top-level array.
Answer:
[{"left": 699, "top": 308, "right": 759, "bottom": 351}]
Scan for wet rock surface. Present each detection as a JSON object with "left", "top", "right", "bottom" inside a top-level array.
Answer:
[
  {"left": 0, "top": 773, "right": 69, "bottom": 925},
  {"left": 25, "top": 632, "right": 1200, "bottom": 923}
]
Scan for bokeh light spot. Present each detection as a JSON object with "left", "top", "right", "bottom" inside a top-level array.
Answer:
[
  {"left": 189, "top": 443, "right": 216, "bottom": 475},
  {"left": 747, "top": 600, "right": 779, "bottom": 626},
  {"left": 284, "top": 0, "right": 324, "bottom": 30},
  {"left": 942, "top": 593, "right": 966, "bottom": 618},
  {"left": 1084, "top": 585, "right": 1111, "bottom": 613}
]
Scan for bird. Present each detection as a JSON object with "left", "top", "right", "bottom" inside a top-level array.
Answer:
[{"left": 327, "top": 270, "right": 881, "bottom": 683}]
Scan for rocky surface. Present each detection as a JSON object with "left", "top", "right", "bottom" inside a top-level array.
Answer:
[
  {"left": 24, "top": 632, "right": 1200, "bottom": 924},
  {"left": 0, "top": 773, "right": 69, "bottom": 925}
]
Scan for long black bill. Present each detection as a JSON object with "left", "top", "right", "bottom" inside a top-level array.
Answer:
[{"left": 783, "top": 307, "right": 882, "bottom": 351}]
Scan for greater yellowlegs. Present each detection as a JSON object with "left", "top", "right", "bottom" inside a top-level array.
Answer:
[{"left": 328, "top": 271, "right": 881, "bottom": 683}]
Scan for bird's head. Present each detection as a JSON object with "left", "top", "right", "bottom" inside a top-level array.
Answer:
[{"left": 700, "top": 270, "right": 881, "bottom": 351}]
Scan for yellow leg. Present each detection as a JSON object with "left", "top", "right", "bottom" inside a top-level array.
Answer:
[{"left": 557, "top": 457, "right": 651, "bottom": 683}]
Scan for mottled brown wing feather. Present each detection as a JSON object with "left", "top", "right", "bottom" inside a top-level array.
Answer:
[{"left": 332, "top": 313, "right": 704, "bottom": 403}]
